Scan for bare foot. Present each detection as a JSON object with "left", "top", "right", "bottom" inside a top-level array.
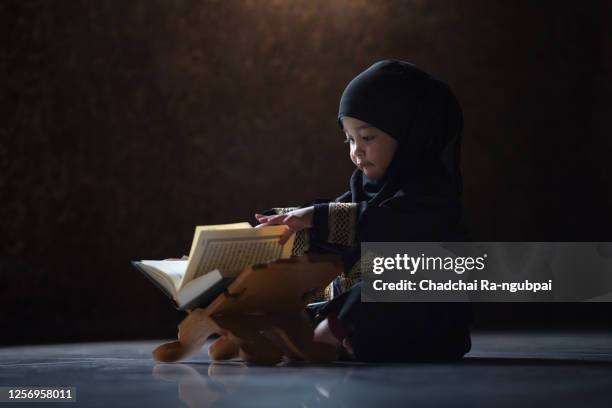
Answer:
[
  {"left": 313, "top": 318, "right": 341, "bottom": 347},
  {"left": 314, "top": 316, "right": 355, "bottom": 359}
]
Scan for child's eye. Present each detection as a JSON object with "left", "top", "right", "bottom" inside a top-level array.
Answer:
[
  {"left": 344, "top": 137, "right": 354, "bottom": 144},
  {"left": 363, "top": 135, "right": 375, "bottom": 142}
]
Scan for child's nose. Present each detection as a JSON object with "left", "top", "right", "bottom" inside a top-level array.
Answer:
[{"left": 353, "top": 140, "right": 366, "bottom": 153}]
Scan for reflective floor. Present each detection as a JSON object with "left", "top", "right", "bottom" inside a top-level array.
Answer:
[{"left": 1, "top": 331, "right": 612, "bottom": 407}]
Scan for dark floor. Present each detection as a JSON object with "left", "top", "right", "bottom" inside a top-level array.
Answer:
[{"left": 1, "top": 331, "right": 612, "bottom": 407}]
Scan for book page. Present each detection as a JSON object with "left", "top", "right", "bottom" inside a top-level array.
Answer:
[
  {"left": 181, "top": 226, "right": 295, "bottom": 287},
  {"left": 140, "top": 260, "right": 187, "bottom": 293},
  {"left": 197, "top": 238, "right": 282, "bottom": 277},
  {"left": 199, "top": 222, "right": 253, "bottom": 231},
  {"left": 186, "top": 222, "right": 252, "bottom": 261},
  {"left": 176, "top": 269, "right": 225, "bottom": 309}
]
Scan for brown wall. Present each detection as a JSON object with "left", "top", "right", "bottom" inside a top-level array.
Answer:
[{"left": 2, "top": 0, "right": 612, "bottom": 344}]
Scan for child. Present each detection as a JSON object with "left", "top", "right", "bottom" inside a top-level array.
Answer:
[{"left": 255, "top": 59, "right": 473, "bottom": 362}]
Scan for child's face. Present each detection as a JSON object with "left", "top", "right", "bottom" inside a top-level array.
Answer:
[{"left": 342, "top": 116, "right": 398, "bottom": 181}]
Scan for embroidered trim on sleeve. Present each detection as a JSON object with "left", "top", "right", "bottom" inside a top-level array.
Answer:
[
  {"left": 291, "top": 229, "right": 310, "bottom": 256},
  {"left": 306, "top": 252, "right": 371, "bottom": 302},
  {"left": 337, "top": 257, "right": 362, "bottom": 293},
  {"left": 337, "top": 251, "right": 376, "bottom": 294},
  {"left": 327, "top": 203, "right": 358, "bottom": 246},
  {"left": 272, "top": 207, "right": 299, "bottom": 215}
]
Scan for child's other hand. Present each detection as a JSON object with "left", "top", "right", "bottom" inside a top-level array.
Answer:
[{"left": 254, "top": 207, "right": 314, "bottom": 245}]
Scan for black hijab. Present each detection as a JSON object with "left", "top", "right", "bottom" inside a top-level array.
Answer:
[
  {"left": 338, "top": 60, "right": 464, "bottom": 212},
  {"left": 313, "top": 59, "right": 468, "bottom": 277}
]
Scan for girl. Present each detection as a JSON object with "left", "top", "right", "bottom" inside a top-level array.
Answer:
[{"left": 255, "top": 59, "right": 473, "bottom": 362}]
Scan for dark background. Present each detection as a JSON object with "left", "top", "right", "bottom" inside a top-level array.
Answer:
[{"left": 2, "top": 0, "right": 611, "bottom": 345}]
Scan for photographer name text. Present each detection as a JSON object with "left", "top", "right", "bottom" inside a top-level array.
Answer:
[{"left": 372, "top": 279, "right": 553, "bottom": 293}]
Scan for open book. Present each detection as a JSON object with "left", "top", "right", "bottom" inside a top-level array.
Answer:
[{"left": 132, "top": 222, "right": 296, "bottom": 310}]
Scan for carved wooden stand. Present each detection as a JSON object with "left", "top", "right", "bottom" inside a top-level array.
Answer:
[{"left": 153, "top": 255, "right": 342, "bottom": 365}]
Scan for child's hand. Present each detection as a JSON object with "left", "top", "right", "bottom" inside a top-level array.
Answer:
[{"left": 254, "top": 207, "right": 314, "bottom": 245}]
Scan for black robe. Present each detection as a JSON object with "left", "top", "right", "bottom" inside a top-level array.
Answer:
[
  {"left": 267, "top": 60, "right": 474, "bottom": 362},
  {"left": 303, "top": 169, "right": 473, "bottom": 362}
]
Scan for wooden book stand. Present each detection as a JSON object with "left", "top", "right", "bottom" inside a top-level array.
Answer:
[{"left": 153, "top": 255, "right": 343, "bottom": 365}]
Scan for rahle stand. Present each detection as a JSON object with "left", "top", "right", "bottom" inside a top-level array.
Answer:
[{"left": 153, "top": 255, "right": 343, "bottom": 365}]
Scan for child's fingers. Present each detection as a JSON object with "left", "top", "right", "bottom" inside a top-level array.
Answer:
[
  {"left": 266, "top": 214, "right": 287, "bottom": 224},
  {"left": 255, "top": 216, "right": 286, "bottom": 228},
  {"left": 254, "top": 214, "right": 271, "bottom": 224},
  {"left": 255, "top": 214, "right": 282, "bottom": 223}
]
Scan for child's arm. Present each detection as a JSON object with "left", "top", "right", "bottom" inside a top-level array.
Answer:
[
  {"left": 256, "top": 201, "right": 363, "bottom": 249},
  {"left": 312, "top": 192, "right": 463, "bottom": 245},
  {"left": 311, "top": 202, "right": 363, "bottom": 247},
  {"left": 254, "top": 207, "right": 311, "bottom": 257}
]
